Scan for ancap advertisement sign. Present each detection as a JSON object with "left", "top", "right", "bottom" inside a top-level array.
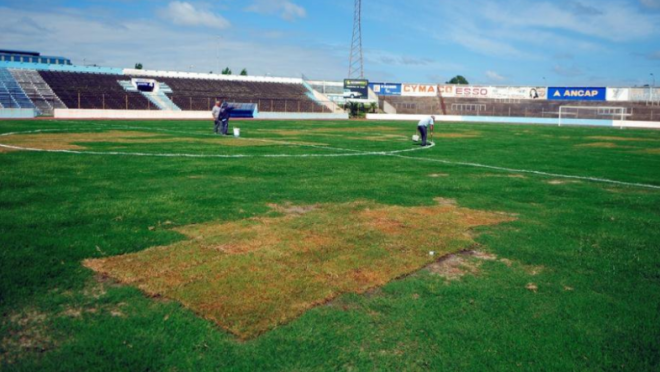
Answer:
[{"left": 548, "top": 87, "right": 606, "bottom": 101}]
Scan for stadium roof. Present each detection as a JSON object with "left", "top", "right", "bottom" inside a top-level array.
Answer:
[{"left": 0, "top": 49, "right": 44, "bottom": 57}]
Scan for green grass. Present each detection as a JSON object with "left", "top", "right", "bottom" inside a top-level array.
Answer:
[{"left": 1, "top": 119, "right": 659, "bottom": 371}]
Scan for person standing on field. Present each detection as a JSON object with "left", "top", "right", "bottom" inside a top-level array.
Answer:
[
  {"left": 417, "top": 115, "right": 435, "bottom": 146},
  {"left": 219, "top": 101, "right": 236, "bottom": 136},
  {"left": 211, "top": 100, "right": 222, "bottom": 135}
]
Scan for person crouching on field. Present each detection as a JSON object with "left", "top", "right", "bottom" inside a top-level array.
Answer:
[
  {"left": 417, "top": 115, "right": 435, "bottom": 146},
  {"left": 219, "top": 101, "right": 236, "bottom": 136},
  {"left": 211, "top": 100, "right": 222, "bottom": 135}
]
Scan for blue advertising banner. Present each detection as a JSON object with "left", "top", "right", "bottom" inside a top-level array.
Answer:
[
  {"left": 548, "top": 87, "right": 606, "bottom": 101},
  {"left": 369, "top": 82, "right": 402, "bottom": 96}
]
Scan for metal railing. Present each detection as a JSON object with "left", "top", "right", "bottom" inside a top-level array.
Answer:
[
  {"left": 383, "top": 99, "right": 660, "bottom": 121},
  {"left": 59, "top": 93, "right": 345, "bottom": 114}
]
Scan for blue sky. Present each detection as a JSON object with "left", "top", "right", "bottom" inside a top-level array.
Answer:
[{"left": 0, "top": 0, "right": 658, "bottom": 86}]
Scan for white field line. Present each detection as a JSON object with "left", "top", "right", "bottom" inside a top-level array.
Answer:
[
  {"left": 393, "top": 154, "right": 660, "bottom": 190},
  {"left": 0, "top": 128, "right": 435, "bottom": 158}
]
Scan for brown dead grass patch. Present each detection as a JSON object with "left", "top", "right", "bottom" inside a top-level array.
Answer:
[
  {"left": 546, "top": 179, "right": 582, "bottom": 185},
  {"left": 480, "top": 173, "right": 527, "bottom": 179},
  {"left": 588, "top": 136, "right": 656, "bottom": 142},
  {"left": 429, "top": 173, "right": 449, "bottom": 178},
  {"left": 84, "top": 200, "right": 513, "bottom": 339},
  {"left": 350, "top": 134, "right": 409, "bottom": 142},
  {"left": 0, "top": 131, "right": 317, "bottom": 152},
  {"left": 426, "top": 250, "right": 499, "bottom": 280},
  {"left": 319, "top": 126, "right": 401, "bottom": 134},
  {"left": 268, "top": 202, "right": 319, "bottom": 215},
  {"left": 639, "top": 148, "right": 660, "bottom": 155},
  {"left": 1, "top": 309, "right": 55, "bottom": 365},
  {"left": 576, "top": 142, "right": 634, "bottom": 149},
  {"left": 433, "top": 131, "right": 481, "bottom": 139},
  {"left": 262, "top": 126, "right": 401, "bottom": 137}
]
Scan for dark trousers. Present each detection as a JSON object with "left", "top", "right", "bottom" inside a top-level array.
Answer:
[
  {"left": 221, "top": 119, "right": 229, "bottom": 135},
  {"left": 418, "top": 125, "right": 428, "bottom": 145},
  {"left": 214, "top": 120, "right": 221, "bottom": 134}
]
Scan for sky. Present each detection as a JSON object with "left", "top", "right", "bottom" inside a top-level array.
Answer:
[{"left": 0, "top": 0, "right": 659, "bottom": 86}]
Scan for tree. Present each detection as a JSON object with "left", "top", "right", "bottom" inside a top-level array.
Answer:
[
  {"left": 135, "top": 63, "right": 143, "bottom": 70},
  {"left": 222, "top": 67, "right": 232, "bottom": 75},
  {"left": 446, "top": 75, "right": 469, "bottom": 85},
  {"left": 240, "top": 68, "right": 248, "bottom": 76}
]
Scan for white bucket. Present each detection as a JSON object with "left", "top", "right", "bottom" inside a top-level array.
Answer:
[
  {"left": 412, "top": 134, "right": 420, "bottom": 142},
  {"left": 233, "top": 128, "right": 240, "bottom": 138}
]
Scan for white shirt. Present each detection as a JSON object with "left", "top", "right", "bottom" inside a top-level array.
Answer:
[
  {"left": 212, "top": 106, "right": 221, "bottom": 120},
  {"left": 418, "top": 116, "right": 435, "bottom": 128}
]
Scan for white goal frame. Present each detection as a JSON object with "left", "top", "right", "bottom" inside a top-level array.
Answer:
[{"left": 558, "top": 106, "right": 629, "bottom": 128}]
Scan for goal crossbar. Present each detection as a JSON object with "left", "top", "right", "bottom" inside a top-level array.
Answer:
[{"left": 558, "top": 106, "right": 629, "bottom": 128}]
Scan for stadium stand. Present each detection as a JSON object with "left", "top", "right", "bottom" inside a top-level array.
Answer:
[
  {"left": 0, "top": 49, "right": 656, "bottom": 120},
  {"left": 39, "top": 71, "right": 151, "bottom": 110},
  {"left": 0, "top": 68, "right": 35, "bottom": 110},
  {"left": 308, "top": 81, "right": 344, "bottom": 95},
  {"left": 9, "top": 69, "right": 66, "bottom": 115},
  {"left": 148, "top": 76, "right": 326, "bottom": 112},
  {"left": 380, "top": 96, "right": 660, "bottom": 121},
  {"left": 117, "top": 80, "right": 181, "bottom": 111}
]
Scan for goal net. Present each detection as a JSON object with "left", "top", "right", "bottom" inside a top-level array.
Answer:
[{"left": 558, "top": 106, "right": 629, "bottom": 127}]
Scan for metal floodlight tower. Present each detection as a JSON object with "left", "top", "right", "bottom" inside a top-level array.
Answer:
[{"left": 348, "top": 0, "right": 364, "bottom": 79}]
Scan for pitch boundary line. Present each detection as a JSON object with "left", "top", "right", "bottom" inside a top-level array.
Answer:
[{"left": 393, "top": 154, "right": 660, "bottom": 190}]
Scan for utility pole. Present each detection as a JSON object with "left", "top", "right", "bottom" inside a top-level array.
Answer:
[{"left": 348, "top": 0, "right": 364, "bottom": 79}]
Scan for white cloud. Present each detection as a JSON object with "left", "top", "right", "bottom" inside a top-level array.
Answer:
[
  {"left": 479, "top": 0, "right": 657, "bottom": 42},
  {"left": 245, "top": 0, "right": 306, "bottom": 21},
  {"left": 158, "top": 1, "right": 230, "bottom": 29},
  {"left": 0, "top": 7, "right": 344, "bottom": 80},
  {"left": 640, "top": 0, "right": 660, "bottom": 9},
  {"left": 485, "top": 71, "right": 506, "bottom": 82}
]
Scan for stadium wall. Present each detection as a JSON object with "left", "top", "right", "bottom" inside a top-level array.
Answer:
[
  {"left": 54, "top": 109, "right": 348, "bottom": 120},
  {"left": 366, "top": 114, "right": 660, "bottom": 129},
  {"left": 0, "top": 108, "right": 37, "bottom": 119}
]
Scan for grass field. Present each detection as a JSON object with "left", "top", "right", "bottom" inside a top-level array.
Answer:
[{"left": 1, "top": 119, "right": 659, "bottom": 371}]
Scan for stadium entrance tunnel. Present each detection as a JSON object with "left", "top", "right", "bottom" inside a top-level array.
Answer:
[{"left": 84, "top": 199, "right": 514, "bottom": 339}]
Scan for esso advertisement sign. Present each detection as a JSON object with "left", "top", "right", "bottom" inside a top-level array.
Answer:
[{"left": 455, "top": 86, "right": 490, "bottom": 97}]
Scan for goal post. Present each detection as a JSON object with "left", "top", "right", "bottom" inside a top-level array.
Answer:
[{"left": 558, "top": 106, "right": 629, "bottom": 128}]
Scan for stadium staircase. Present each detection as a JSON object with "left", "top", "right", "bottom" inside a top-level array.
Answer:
[
  {"left": 0, "top": 68, "right": 36, "bottom": 110},
  {"left": 301, "top": 78, "right": 343, "bottom": 113},
  {"left": 118, "top": 80, "right": 180, "bottom": 111},
  {"left": 9, "top": 69, "right": 67, "bottom": 115}
]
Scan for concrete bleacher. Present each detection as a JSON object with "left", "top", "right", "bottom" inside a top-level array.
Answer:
[
  {"left": 9, "top": 69, "right": 66, "bottom": 115},
  {"left": 0, "top": 68, "right": 36, "bottom": 110},
  {"left": 151, "top": 76, "right": 327, "bottom": 113},
  {"left": 40, "top": 71, "right": 152, "bottom": 110}
]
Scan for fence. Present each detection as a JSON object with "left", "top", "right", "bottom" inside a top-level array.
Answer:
[
  {"left": 60, "top": 93, "right": 344, "bottom": 114},
  {"left": 383, "top": 98, "right": 660, "bottom": 122}
]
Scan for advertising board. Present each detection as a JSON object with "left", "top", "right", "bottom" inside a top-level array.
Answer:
[
  {"left": 548, "top": 87, "right": 606, "bottom": 101},
  {"left": 369, "top": 82, "right": 402, "bottom": 96},
  {"left": 402, "top": 84, "right": 438, "bottom": 97},
  {"left": 343, "top": 79, "right": 369, "bottom": 99}
]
